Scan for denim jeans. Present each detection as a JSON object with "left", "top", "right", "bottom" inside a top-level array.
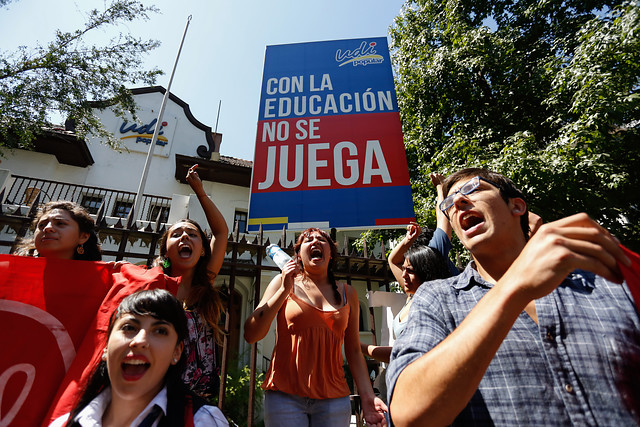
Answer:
[{"left": 264, "top": 390, "right": 352, "bottom": 427}]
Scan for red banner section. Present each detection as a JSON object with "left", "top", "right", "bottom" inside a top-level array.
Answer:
[
  {"left": 252, "top": 112, "right": 410, "bottom": 193},
  {"left": 0, "top": 255, "right": 179, "bottom": 426},
  {"left": 620, "top": 245, "right": 640, "bottom": 311}
]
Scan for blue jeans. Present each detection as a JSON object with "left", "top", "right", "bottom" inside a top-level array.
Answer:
[{"left": 264, "top": 390, "right": 352, "bottom": 427}]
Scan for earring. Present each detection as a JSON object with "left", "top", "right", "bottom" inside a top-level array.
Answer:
[
  {"left": 162, "top": 258, "right": 171, "bottom": 269},
  {"left": 172, "top": 358, "right": 178, "bottom": 363},
  {"left": 76, "top": 244, "right": 85, "bottom": 255},
  {"left": 101, "top": 348, "right": 107, "bottom": 361}
]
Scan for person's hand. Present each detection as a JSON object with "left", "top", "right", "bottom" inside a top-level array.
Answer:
[
  {"left": 106, "top": 260, "right": 130, "bottom": 272},
  {"left": 405, "top": 222, "right": 421, "bottom": 242},
  {"left": 363, "top": 396, "right": 388, "bottom": 427},
  {"left": 528, "top": 211, "right": 543, "bottom": 238},
  {"left": 186, "top": 164, "right": 205, "bottom": 195},
  {"left": 430, "top": 172, "right": 446, "bottom": 202},
  {"left": 431, "top": 172, "right": 452, "bottom": 235},
  {"left": 280, "top": 258, "right": 298, "bottom": 294},
  {"left": 429, "top": 172, "right": 445, "bottom": 188},
  {"left": 503, "top": 213, "right": 630, "bottom": 303}
]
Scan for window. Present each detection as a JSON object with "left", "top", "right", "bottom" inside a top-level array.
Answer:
[
  {"left": 147, "top": 205, "right": 169, "bottom": 223},
  {"left": 234, "top": 210, "right": 247, "bottom": 233},
  {"left": 81, "top": 195, "right": 103, "bottom": 215},
  {"left": 112, "top": 200, "right": 133, "bottom": 218}
]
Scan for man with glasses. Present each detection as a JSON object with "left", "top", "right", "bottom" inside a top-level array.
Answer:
[{"left": 387, "top": 168, "right": 639, "bottom": 426}]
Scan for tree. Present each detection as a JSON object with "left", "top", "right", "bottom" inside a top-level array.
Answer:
[
  {"left": 0, "top": 0, "right": 162, "bottom": 151},
  {"left": 389, "top": 0, "right": 640, "bottom": 252}
]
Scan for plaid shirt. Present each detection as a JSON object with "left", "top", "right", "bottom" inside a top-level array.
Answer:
[{"left": 387, "top": 263, "right": 640, "bottom": 426}]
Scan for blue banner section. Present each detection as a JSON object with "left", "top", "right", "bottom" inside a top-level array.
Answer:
[
  {"left": 258, "top": 37, "right": 398, "bottom": 121},
  {"left": 248, "top": 185, "right": 414, "bottom": 231}
]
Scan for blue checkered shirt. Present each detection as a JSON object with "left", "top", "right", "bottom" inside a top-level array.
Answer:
[{"left": 387, "top": 262, "right": 640, "bottom": 425}]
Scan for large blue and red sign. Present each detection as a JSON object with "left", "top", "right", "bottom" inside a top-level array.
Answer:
[{"left": 248, "top": 37, "right": 414, "bottom": 231}]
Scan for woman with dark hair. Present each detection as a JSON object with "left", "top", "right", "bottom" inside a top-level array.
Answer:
[
  {"left": 15, "top": 200, "right": 102, "bottom": 261},
  {"left": 154, "top": 164, "right": 228, "bottom": 400},
  {"left": 244, "top": 228, "right": 387, "bottom": 427},
  {"left": 361, "top": 174, "right": 455, "bottom": 364},
  {"left": 49, "top": 289, "right": 227, "bottom": 426}
]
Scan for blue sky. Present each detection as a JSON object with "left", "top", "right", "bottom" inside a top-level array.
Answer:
[{"left": 0, "top": 0, "right": 406, "bottom": 162}]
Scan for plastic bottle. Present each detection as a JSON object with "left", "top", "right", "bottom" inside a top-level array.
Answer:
[{"left": 266, "top": 244, "right": 292, "bottom": 270}]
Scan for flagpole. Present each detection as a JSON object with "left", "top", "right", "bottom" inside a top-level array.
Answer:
[{"left": 132, "top": 14, "right": 192, "bottom": 221}]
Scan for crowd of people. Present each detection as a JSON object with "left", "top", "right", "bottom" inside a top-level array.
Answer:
[{"left": 8, "top": 165, "right": 639, "bottom": 426}]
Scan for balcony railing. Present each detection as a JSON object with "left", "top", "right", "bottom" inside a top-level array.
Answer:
[{"left": 3, "top": 175, "right": 171, "bottom": 222}]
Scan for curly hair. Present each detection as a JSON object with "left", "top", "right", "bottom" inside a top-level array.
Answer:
[
  {"left": 155, "top": 219, "right": 224, "bottom": 344},
  {"left": 294, "top": 228, "right": 341, "bottom": 305},
  {"left": 14, "top": 200, "right": 102, "bottom": 261}
]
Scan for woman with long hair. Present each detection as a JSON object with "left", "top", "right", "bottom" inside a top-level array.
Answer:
[
  {"left": 154, "top": 164, "right": 228, "bottom": 400},
  {"left": 244, "top": 228, "right": 387, "bottom": 427},
  {"left": 15, "top": 200, "right": 102, "bottom": 261},
  {"left": 50, "top": 289, "right": 227, "bottom": 426},
  {"left": 361, "top": 174, "right": 454, "bottom": 364}
]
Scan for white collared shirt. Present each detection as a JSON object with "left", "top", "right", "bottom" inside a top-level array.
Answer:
[{"left": 49, "top": 386, "right": 228, "bottom": 427}]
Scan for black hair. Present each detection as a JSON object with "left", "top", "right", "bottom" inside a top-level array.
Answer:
[
  {"left": 405, "top": 244, "right": 451, "bottom": 283},
  {"left": 65, "top": 289, "right": 188, "bottom": 426},
  {"left": 411, "top": 228, "right": 435, "bottom": 248},
  {"left": 15, "top": 200, "right": 102, "bottom": 260},
  {"left": 442, "top": 168, "right": 530, "bottom": 240},
  {"left": 155, "top": 219, "right": 223, "bottom": 343},
  {"left": 294, "top": 228, "right": 341, "bottom": 305}
]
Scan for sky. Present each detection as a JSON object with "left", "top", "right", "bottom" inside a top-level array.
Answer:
[{"left": 0, "top": 0, "right": 406, "bottom": 162}]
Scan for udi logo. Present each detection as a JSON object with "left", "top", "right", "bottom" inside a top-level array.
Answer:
[{"left": 335, "top": 41, "right": 384, "bottom": 67}]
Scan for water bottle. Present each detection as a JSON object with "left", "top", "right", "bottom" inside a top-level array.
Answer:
[{"left": 266, "top": 244, "right": 292, "bottom": 270}]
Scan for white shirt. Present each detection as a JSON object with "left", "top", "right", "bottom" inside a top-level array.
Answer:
[{"left": 49, "top": 386, "right": 228, "bottom": 427}]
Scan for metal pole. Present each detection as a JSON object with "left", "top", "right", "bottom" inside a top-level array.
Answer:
[{"left": 132, "top": 15, "right": 192, "bottom": 220}]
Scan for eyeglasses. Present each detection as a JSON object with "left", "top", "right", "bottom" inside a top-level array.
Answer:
[{"left": 439, "top": 176, "right": 500, "bottom": 218}]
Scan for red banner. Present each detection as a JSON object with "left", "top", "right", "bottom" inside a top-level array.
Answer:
[
  {"left": 0, "top": 255, "right": 179, "bottom": 426},
  {"left": 620, "top": 245, "right": 640, "bottom": 310}
]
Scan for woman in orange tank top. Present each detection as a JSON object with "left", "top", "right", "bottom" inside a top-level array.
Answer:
[{"left": 244, "top": 228, "right": 387, "bottom": 427}]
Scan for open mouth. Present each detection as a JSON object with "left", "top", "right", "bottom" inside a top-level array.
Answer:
[
  {"left": 310, "top": 247, "right": 323, "bottom": 261},
  {"left": 460, "top": 212, "right": 484, "bottom": 232},
  {"left": 121, "top": 358, "right": 150, "bottom": 381},
  {"left": 178, "top": 246, "right": 193, "bottom": 258}
]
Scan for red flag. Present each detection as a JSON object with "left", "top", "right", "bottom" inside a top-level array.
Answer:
[
  {"left": 0, "top": 256, "right": 179, "bottom": 426},
  {"left": 620, "top": 245, "right": 640, "bottom": 310},
  {"left": 0, "top": 256, "right": 111, "bottom": 426}
]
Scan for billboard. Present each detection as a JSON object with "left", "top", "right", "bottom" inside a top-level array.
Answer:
[{"left": 248, "top": 37, "right": 414, "bottom": 231}]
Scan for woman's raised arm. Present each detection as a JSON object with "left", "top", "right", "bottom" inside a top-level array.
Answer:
[{"left": 186, "top": 164, "right": 229, "bottom": 276}]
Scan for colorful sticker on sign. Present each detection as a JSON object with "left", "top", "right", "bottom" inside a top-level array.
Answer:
[{"left": 248, "top": 37, "right": 415, "bottom": 231}]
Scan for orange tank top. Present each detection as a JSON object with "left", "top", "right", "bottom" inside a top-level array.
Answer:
[{"left": 261, "top": 283, "right": 352, "bottom": 399}]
